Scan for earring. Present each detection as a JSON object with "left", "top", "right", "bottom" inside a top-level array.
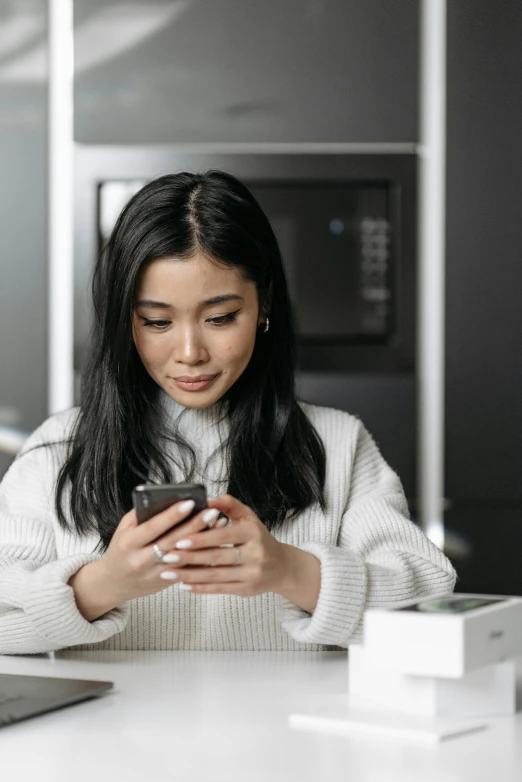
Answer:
[{"left": 263, "top": 317, "right": 270, "bottom": 333}]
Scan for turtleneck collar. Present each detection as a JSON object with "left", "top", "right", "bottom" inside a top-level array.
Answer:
[
  {"left": 157, "top": 388, "right": 228, "bottom": 432},
  {"left": 155, "top": 388, "right": 230, "bottom": 487}
]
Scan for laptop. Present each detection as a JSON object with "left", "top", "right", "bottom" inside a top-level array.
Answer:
[{"left": 0, "top": 673, "right": 113, "bottom": 728}]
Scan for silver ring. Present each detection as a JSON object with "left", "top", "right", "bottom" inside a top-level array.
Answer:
[
  {"left": 233, "top": 546, "right": 242, "bottom": 566},
  {"left": 153, "top": 544, "right": 166, "bottom": 563}
]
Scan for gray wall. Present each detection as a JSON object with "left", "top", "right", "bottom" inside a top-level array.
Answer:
[
  {"left": 0, "top": 1, "right": 47, "bottom": 432},
  {"left": 445, "top": 0, "right": 522, "bottom": 593},
  {"left": 446, "top": 0, "right": 522, "bottom": 502}
]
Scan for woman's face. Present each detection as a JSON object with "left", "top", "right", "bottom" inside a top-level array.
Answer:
[{"left": 132, "top": 252, "right": 263, "bottom": 408}]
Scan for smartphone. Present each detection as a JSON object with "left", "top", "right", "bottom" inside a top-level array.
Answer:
[{"left": 132, "top": 483, "right": 207, "bottom": 524}]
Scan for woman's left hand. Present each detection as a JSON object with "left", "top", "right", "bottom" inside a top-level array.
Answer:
[{"left": 155, "top": 494, "right": 291, "bottom": 597}]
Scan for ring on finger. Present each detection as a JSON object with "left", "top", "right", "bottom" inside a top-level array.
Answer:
[
  {"left": 233, "top": 546, "right": 242, "bottom": 566},
  {"left": 153, "top": 544, "right": 166, "bottom": 563}
]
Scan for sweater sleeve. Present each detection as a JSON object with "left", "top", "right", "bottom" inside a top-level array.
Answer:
[
  {"left": 279, "top": 419, "right": 456, "bottom": 648},
  {"left": 0, "top": 417, "right": 129, "bottom": 655}
]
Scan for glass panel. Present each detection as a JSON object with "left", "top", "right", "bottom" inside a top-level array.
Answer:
[{"left": 251, "top": 183, "right": 392, "bottom": 339}]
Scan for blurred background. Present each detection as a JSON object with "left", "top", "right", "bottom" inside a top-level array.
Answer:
[{"left": 0, "top": 0, "right": 521, "bottom": 594}]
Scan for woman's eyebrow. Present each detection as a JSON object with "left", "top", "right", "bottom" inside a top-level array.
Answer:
[
  {"left": 200, "top": 294, "right": 244, "bottom": 307},
  {"left": 135, "top": 299, "right": 171, "bottom": 308},
  {"left": 135, "top": 294, "right": 244, "bottom": 309}
]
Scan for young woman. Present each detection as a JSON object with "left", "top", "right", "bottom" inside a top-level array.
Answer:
[{"left": 0, "top": 171, "right": 456, "bottom": 654}]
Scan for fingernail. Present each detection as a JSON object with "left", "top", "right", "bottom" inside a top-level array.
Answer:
[
  {"left": 216, "top": 518, "right": 228, "bottom": 528},
  {"left": 178, "top": 499, "right": 195, "bottom": 514},
  {"left": 160, "top": 571, "right": 179, "bottom": 580},
  {"left": 161, "top": 553, "right": 181, "bottom": 563},
  {"left": 179, "top": 583, "right": 193, "bottom": 591},
  {"left": 202, "top": 508, "right": 220, "bottom": 525},
  {"left": 175, "top": 539, "right": 192, "bottom": 549}
]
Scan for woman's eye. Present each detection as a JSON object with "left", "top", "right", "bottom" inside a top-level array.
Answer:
[
  {"left": 142, "top": 319, "right": 170, "bottom": 330},
  {"left": 207, "top": 310, "right": 240, "bottom": 326}
]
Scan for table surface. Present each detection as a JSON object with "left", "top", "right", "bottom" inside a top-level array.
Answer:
[{"left": 1, "top": 650, "right": 522, "bottom": 782}]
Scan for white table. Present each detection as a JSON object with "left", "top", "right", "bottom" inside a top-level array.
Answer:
[{"left": 1, "top": 650, "right": 521, "bottom": 782}]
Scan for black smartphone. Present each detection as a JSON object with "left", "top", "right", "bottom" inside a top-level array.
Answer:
[{"left": 132, "top": 483, "right": 207, "bottom": 524}]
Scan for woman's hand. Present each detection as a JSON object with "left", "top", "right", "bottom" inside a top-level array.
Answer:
[
  {"left": 155, "top": 494, "right": 321, "bottom": 610},
  {"left": 69, "top": 500, "right": 221, "bottom": 621}
]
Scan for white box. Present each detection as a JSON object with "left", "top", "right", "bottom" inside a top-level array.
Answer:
[
  {"left": 348, "top": 644, "right": 516, "bottom": 718},
  {"left": 361, "top": 593, "right": 522, "bottom": 678}
]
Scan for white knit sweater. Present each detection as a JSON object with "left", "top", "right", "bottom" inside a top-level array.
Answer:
[{"left": 0, "top": 393, "right": 456, "bottom": 654}]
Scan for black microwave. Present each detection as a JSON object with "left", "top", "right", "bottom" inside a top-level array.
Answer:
[{"left": 75, "top": 148, "right": 416, "bottom": 374}]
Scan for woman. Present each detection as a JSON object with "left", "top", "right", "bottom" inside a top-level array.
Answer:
[{"left": 0, "top": 171, "right": 456, "bottom": 654}]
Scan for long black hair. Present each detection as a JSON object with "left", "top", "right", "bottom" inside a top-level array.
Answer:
[{"left": 53, "top": 170, "right": 326, "bottom": 550}]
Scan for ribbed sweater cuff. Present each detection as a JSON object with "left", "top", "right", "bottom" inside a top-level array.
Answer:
[
  {"left": 22, "top": 554, "right": 129, "bottom": 649},
  {"left": 279, "top": 542, "right": 367, "bottom": 647}
]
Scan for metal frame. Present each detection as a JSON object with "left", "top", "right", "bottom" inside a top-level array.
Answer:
[
  {"left": 418, "top": 0, "right": 447, "bottom": 546},
  {"left": 48, "top": 0, "right": 74, "bottom": 415}
]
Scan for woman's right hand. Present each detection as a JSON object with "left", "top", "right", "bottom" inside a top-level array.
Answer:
[{"left": 69, "top": 500, "right": 220, "bottom": 621}]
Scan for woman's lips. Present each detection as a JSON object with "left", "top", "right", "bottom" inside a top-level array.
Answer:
[{"left": 170, "top": 374, "right": 219, "bottom": 391}]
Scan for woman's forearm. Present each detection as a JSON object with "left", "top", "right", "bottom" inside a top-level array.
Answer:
[
  {"left": 68, "top": 559, "right": 123, "bottom": 622},
  {"left": 277, "top": 543, "right": 321, "bottom": 614}
]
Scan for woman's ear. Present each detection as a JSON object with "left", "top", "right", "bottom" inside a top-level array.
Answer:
[
  {"left": 260, "top": 281, "right": 273, "bottom": 324},
  {"left": 258, "top": 304, "right": 270, "bottom": 328}
]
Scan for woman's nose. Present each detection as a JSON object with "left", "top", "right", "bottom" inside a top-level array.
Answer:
[{"left": 173, "top": 325, "right": 209, "bottom": 365}]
